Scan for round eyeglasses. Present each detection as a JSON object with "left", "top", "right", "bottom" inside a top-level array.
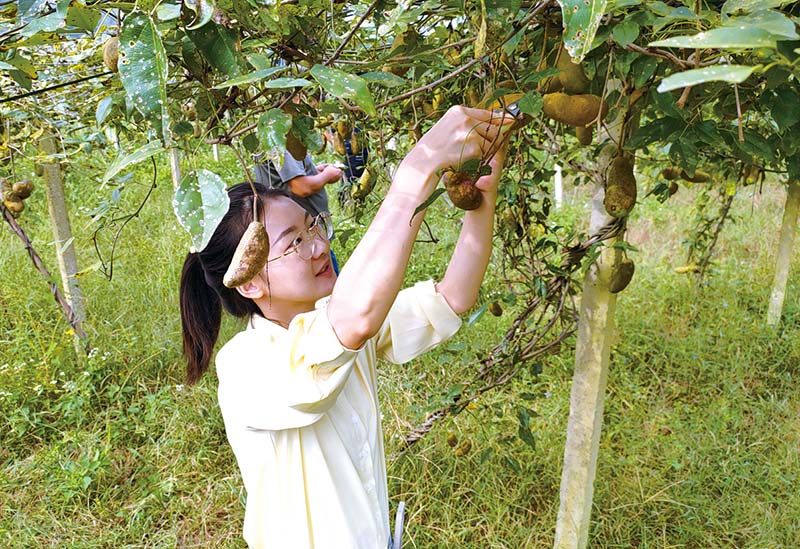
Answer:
[{"left": 268, "top": 212, "right": 333, "bottom": 263}]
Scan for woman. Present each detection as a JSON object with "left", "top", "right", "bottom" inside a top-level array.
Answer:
[{"left": 179, "top": 106, "right": 511, "bottom": 548}]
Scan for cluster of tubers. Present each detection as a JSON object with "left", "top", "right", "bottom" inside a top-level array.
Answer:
[
  {"left": 661, "top": 166, "right": 711, "bottom": 183},
  {"left": 540, "top": 43, "right": 606, "bottom": 145},
  {"left": 2, "top": 178, "right": 34, "bottom": 217}
]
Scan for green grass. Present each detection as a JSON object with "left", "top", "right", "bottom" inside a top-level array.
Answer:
[{"left": 1, "top": 153, "right": 799, "bottom": 548}]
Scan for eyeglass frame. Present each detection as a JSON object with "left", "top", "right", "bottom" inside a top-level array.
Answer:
[{"left": 267, "top": 211, "right": 334, "bottom": 263}]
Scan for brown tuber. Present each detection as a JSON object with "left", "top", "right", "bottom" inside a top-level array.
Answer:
[
  {"left": 223, "top": 221, "right": 270, "bottom": 288},
  {"left": 12, "top": 180, "right": 34, "bottom": 199},
  {"left": 609, "top": 258, "right": 635, "bottom": 294},
  {"left": 351, "top": 167, "right": 376, "bottom": 199},
  {"left": 3, "top": 198, "right": 24, "bottom": 215},
  {"left": 556, "top": 47, "right": 591, "bottom": 94},
  {"left": 661, "top": 167, "right": 681, "bottom": 180},
  {"left": 286, "top": 132, "right": 307, "bottom": 161},
  {"left": 575, "top": 125, "right": 593, "bottom": 146},
  {"left": 604, "top": 156, "right": 637, "bottom": 218},
  {"left": 443, "top": 170, "right": 483, "bottom": 211},
  {"left": 543, "top": 93, "right": 607, "bottom": 127},
  {"left": 680, "top": 169, "right": 710, "bottom": 183},
  {"left": 103, "top": 36, "right": 119, "bottom": 73}
]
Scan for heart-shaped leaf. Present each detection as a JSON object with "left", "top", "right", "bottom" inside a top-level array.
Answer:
[
  {"left": 310, "top": 64, "right": 377, "bottom": 116},
  {"left": 173, "top": 169, "right": 230, "bottom": 252}
]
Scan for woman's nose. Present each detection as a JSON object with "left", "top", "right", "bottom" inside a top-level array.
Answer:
[{"left": 311, "top": 232, "right": 330, "bottom": 258}]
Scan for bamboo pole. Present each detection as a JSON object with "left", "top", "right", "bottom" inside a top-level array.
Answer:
[
  {"left": 40, "top": 135, "right": 87, "bottom": 349},
  {"left": 767, "top": 181, "right": 800, "bottom": 325}
]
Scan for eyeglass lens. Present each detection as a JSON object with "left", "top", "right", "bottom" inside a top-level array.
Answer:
[{"left": 297, "top": 213, "right": 332, "bottom": 260}]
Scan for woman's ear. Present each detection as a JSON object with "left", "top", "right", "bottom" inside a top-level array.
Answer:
[{"left": 236, "top": 277, "right": 266, "bottom": 300}]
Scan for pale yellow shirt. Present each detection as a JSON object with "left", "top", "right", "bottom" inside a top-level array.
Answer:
[{"left": 216, "top": 280, "right": 461, "bottom": 549}]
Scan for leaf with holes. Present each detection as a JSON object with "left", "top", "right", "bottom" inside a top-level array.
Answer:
[
  {"left": 310, "top": 64, "right": 377, "bottom": 116},
  {"left": 257, "top": 109, "right": 293, "bottom": 169},
  {"left": 556, "top": 0, "right": 610, "bottom": 62},
  {"left": 173, "top": 170, "right": 230, "bottom": 252},
  {"left": 119, "top": 12, "right": 170, "bottom": 143}
]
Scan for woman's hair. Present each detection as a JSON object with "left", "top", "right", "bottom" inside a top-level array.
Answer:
[{"left": 179, "top": 182, "right": 289, "bottom": 384}]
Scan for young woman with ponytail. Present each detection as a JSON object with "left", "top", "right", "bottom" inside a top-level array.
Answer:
[{"left": 179, "top": 106, "right": 511, "bottom": 549}]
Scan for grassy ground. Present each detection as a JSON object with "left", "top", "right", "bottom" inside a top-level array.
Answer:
[{"left": 1, "top": 150, "right": 798, "bottom": 548}]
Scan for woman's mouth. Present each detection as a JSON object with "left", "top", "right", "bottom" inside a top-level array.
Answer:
[{"left": 316, "top": 262, "right": 332, "bottom": 276}]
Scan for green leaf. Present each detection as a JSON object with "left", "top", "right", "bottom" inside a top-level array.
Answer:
[
  {"left": 310, "top": 64, "right": 377, "bottom": 117},
  {"left": 187, "top": 22, "right": 242, "bottom": 78},
  {"left": 172, "top": 121, "right": 195, "bottom": 136},
  {"left": 724, "top": 10, "right": 799, "bottom": 40},
  {"left": 119, "top": 12, "right": 170, "bottom": 144},
  {"left": 65, "top": 5, "right": 101, "bottom": 32},
  {"left": 212, "top": 67, "right": 285, "bottom": 89},
  {"left": 257, "top": 109, "right": 293, "bottom": 167},
  {"left": 95, "top": 96, "right": 114, "bottom": 126},
  {"left": 360, "top": 71, "right": 406, "bottom": 88},
  {"left": 19, "top": 0, "right": 69, "bottom": 37},
  {"left": 722, "top": 0, "right": 786, "bottom": 16},
  {"left": 738, "top": 130, "right": 774, "bottom": 161},
  {"left": 184, "top": 0, "right": 216, "bottom": 30},
  {"left": 467, "top": 302, "right": 488, "bottom": 326},
  {"left": 292, "top": 116, "right": 324, "bottom": 153},
  {"left": 518, "top": 424, "right": 536, "bottom": 449},
  {"left": 556, "top": 0, "right": 610, "bottom": 61},
  {"left": 517, "top": 92, "right": 543, "bottom": 117},
  {"left": 657, "top": 65, "right": 759, "bottom": 92},
  {"left": 412, "top": 187, "right": 447, "bottom": 219},
  {"left": 612, "top": 19, "right": 640, "bottom": 47},
  {"left": 649, "top": 27, "right": 778, "bottom": 49},
  {"left": 0, "top": 61, "right": 16, "bottom": 71},
  {"left": 264, "top": 77, "right": 312, "bottom": 89},
  {"left": 102, "top": 141, "right": 163, "bottom": 184},
  {"left": 156, "top": 3, "right": 182, "bottom": 21},
  {"left": 173, "top": 169, "right": 230, "bottom": 252}
]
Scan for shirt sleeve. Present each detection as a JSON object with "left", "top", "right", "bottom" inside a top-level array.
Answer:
[
  {"left": 374, "top": 279, "right": 462, "bottom": 364},
  {"left": 216, "top": 307, "right": 358, "bottom": 431}
]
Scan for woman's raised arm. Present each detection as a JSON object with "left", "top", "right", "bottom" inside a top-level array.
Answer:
[{"left": 327, "top": 106, "right": 511, "bottom": 349}]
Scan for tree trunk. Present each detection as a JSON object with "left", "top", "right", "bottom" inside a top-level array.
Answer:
[
  {"left": 41, "top": 135, "right": 87, "bottom": 356},
  {"left": 554, "top": 92, "right": 635, "bottom": 548},
  {"left": 767, "top": 181, "right": 800, "bottom": 325},
  {"left": 553, "top": 184, "right": 620, "bottom": 549}
]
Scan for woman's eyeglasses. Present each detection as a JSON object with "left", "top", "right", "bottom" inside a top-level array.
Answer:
[{"left": 268, "top": 212, "right": 333, "bottom": 263}]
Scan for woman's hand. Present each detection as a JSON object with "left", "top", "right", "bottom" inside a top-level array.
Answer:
[
  {"left": 473, "top": 141, "right": 508, "bottom": 197},
  {"left": 408, "top": 106, "right": 514, "bottom": 174}
]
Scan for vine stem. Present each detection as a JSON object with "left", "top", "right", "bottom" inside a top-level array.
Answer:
[{"left": 377, "top": 0, "right": 553, "bottom": 109}]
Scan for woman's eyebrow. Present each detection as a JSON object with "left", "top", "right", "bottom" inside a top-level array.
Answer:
[{"left": 274, "top": 213, "right": 312, "bottom": 245}]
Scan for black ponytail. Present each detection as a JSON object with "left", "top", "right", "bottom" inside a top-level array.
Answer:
[{"left": 179, "top": 182, "right": 290, "bottom": 384}]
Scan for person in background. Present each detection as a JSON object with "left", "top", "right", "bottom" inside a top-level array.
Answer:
[{"left": 253, "top": 150, "right": 343, "bottom": 272}]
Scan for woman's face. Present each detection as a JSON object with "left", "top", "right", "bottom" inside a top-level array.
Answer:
[{"left": 252, "top": 196, "right": 336, "bottom": 318}]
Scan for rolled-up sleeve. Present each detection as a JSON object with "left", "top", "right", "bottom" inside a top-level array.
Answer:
[
  {"left": 375, "top": 279, "right": 462, "bottom": 364},
  {"left": 217, "top": 307, "right": 358, "bottom": 431}
]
